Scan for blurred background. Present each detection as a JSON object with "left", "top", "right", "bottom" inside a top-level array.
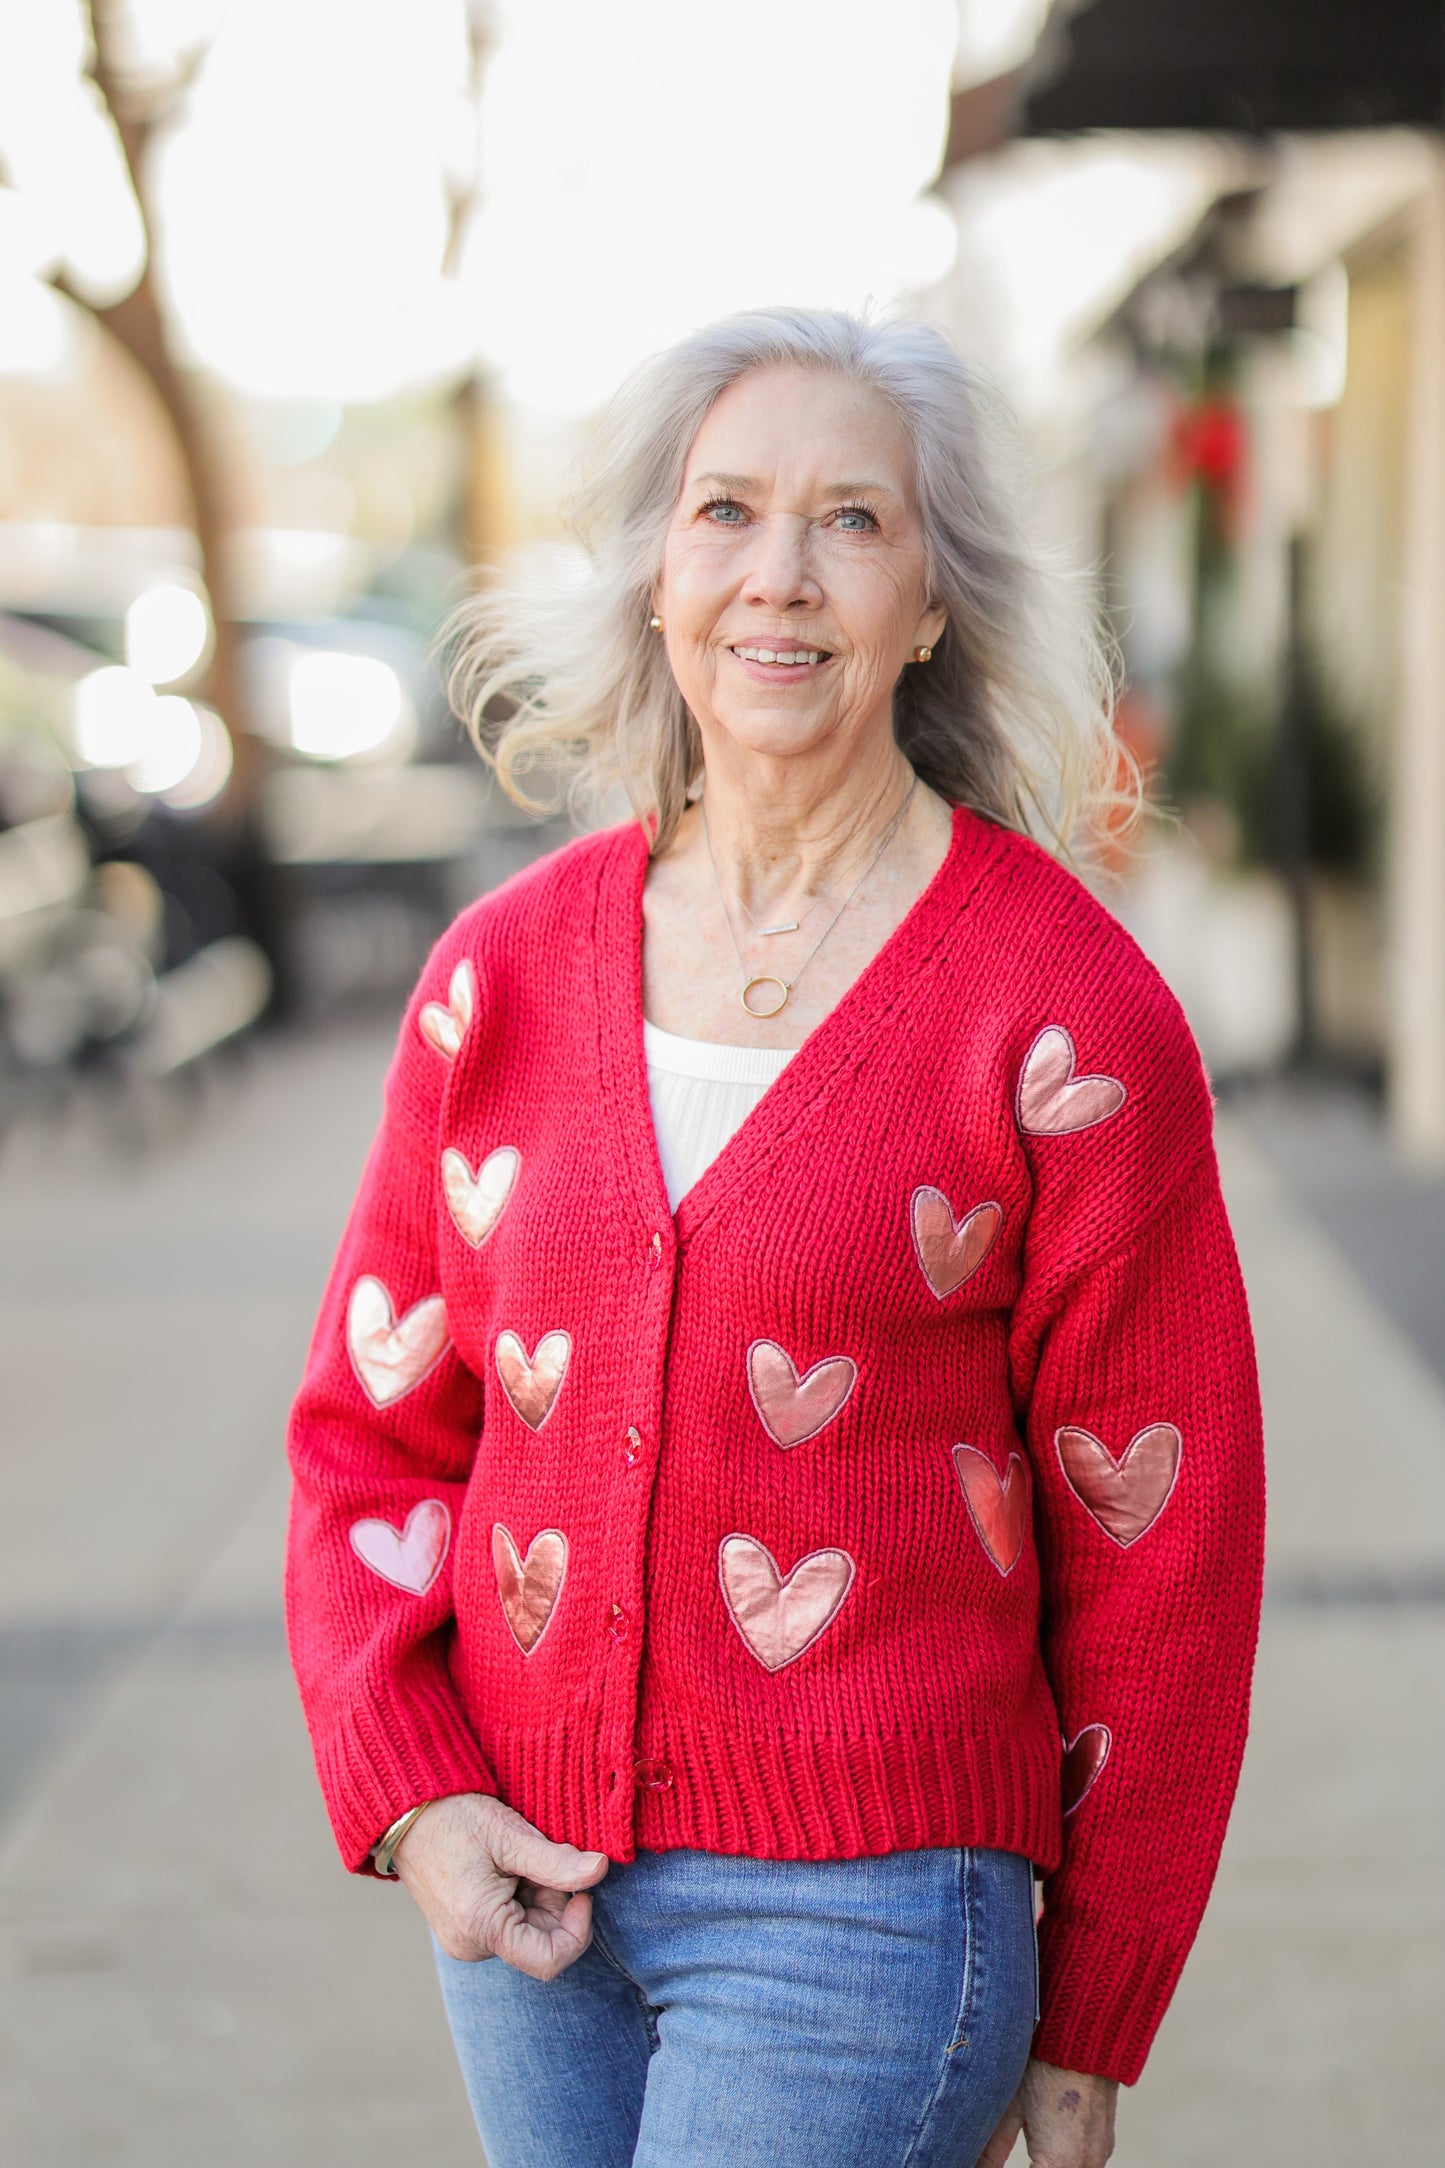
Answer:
[{"left": 1, "top": 3, "right": 1442, "bottom": 2161}]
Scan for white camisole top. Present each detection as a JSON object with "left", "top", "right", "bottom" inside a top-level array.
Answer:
[{"left": 642, "top": 1017, "right": 795, "bottom": 1213}]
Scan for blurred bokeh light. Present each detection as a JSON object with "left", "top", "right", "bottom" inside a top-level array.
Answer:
[
  {"left": 123, "top": 581, "right": 212, "bottom": 686},
  {"left": 286, "top": 649, "right": 409, "bottom": 763}
]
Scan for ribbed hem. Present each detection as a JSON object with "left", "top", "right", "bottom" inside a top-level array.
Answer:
[
  {"left": 318, "top": 1674, "right": 500, "bottom": 1873},
  {"left": 1033, "top": 1909, "right": 1191, "bottom": 2085},
  {"left": 479, "top": 1705, "right": 1065, "bottom": 1873}
]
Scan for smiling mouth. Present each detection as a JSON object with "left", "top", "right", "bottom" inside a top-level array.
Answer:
[{"left": 729, "top": 644, "right": 833, "bottom": 668}]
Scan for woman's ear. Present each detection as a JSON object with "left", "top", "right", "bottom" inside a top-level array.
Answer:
[{"left": 916, "top": 602, "right": 948, "bottom": 651}]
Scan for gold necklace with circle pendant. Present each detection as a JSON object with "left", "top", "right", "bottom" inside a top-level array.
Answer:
[{"left": 701, "top": 773, "right": 918, "bottom": 1019}]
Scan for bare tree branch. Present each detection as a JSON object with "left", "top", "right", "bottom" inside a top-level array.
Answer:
[
  {"left": 442, "top": 4, "right": 492, "bottom": 280},
  {"left": 66, "top": 0, "right": 257, "bottom": 805},
  {"left": 40, "top": 1, "right": 285, "bottom": 988}
]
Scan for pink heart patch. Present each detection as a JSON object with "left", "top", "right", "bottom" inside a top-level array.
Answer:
[
  {"left": 747, "top": 1339, "right": 857, "bottom": 1447},
  {"left": 910, "top": 1187, "right": 1002, "bottom": 1298},
  {"left": 718, "top": 1534, "right": 856, "bottom": 1671},
  {"left": 492, "top": 1523, "right": 568, "bottom": 1654},
  {"left": 495, "top": 1328, "right": 572, "bottom": 1430},
  {"left": 1062, "top": 1723, "right": 1112, "bottom": 1814},
  {"left": 1016, "top": 1025, "right": 1126, "bottom": 1136},
  {"left": 442, "top": 1145, "right": 520, "bottom": 1248},
  {"left": 951, "top": 1445, "right": 1031, "bottom": 1575},
  {"left": 346, "top": 1276, "right": 449, "bottom": 1408},
  {"left": 418, "top": 959, "right": 476, "bottom": 1061},
  {"left": 1056, "top": 1422, "right": 1181, "bottom": 1547},
  {"left": 349, "top": 1498, "right": 450, "bottom": 1595}
]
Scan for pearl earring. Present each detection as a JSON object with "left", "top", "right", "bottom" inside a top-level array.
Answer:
[
  {"left": 650, "top": 614, "right": 663, "bottom": 632},
  {"left": 914, "top": 644, "right": 933, "bottom": 663}
]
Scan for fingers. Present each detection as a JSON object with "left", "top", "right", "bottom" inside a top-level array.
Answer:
[
  {"left": 433, "top": 1880, "right": 592, "bottom": 1971},
  {"left": 490, "top": 1887, "right": 597, "bottom": 1980},
  {"left": 397, "top": 1795, "right": 610, "bottom": 1977},
  {"left": 976, "top": 2095, "right": 1024, "bottom": 2167},
  {"left": 479, "top": 1798, "right": 610, "bottom": 1894},
  {"left": 433, "top": 1921, "right": 498, "bottom": 1963}
]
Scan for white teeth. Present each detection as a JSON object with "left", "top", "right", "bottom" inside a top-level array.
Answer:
[{"left": 733, "top": 646, "right": 825, "bottom": 666}]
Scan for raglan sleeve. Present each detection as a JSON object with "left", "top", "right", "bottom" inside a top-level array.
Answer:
[
  {"left": 283, "top": 927, "right": 500, "bottom": 1872},
  {"left": 1007, "top": 988, "right": 1267, "bottom": 2085}
]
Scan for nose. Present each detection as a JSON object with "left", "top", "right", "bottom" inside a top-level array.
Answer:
[{"left": 739, "top": 514, "right": 823, "bottom": 613}]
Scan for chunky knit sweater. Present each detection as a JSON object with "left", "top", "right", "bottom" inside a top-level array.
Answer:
[{"left": 284, "top": 801, "right": 1266, "bottom": 2087}]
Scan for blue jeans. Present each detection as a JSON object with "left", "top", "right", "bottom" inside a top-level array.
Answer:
[{"left": 434, "top": 1844, "right": 1040, "bottom": 2167}]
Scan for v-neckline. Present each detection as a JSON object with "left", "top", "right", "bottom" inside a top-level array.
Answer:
[{"left": 596, "top": 799, "right": 1005, "bottom": 1248}]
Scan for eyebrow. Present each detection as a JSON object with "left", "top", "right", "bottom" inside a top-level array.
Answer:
[{"left": 689, "top": 471, "right": 897, "bottom": 500}]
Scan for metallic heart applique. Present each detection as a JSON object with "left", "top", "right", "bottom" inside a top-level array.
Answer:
[
  {"left": 495, "top": 1328, "right": 572, "bottom": 1430},
  {"left": 346, "top": 1276, "right": 449, "bottom": 1408},
  {"left": 1056, "top": 1422, "right": 1181, "bottom": 1547},
  {"left": 746, "top": 1339, "right": 857, "bottom": 1447},
  {"left": 349, "top": 1498, "right": 450, "bottom": 1595},
  {"left": 910, "top": 1187, "right": 1002, "bottom": 1299},
  {"left": 492, "top": 1523, "right": 568, "bottom": 1654},
  {"left": 718, "top": 1534, "right": 856, "bottom": 1672},
  {"left": 442, "top": 1145, "right": 520, "bottom": 1248},
  {"left": 1016, "top": 1025, "right": 1126, "bottom": 1136},
  {"left": 418, "top": 959, "right": 476, "bottom": 1060},
  {"left": 951, "top": 1445, "right": 1031, "bottom": 1575},
  {"left": 1062, "top": 1723, "right": 1112, "bottom": 1814}
]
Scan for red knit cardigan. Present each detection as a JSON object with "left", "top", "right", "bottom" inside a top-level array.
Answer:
[{"left": 284, "top": 801, "right": 1266, "bottom": 2086}]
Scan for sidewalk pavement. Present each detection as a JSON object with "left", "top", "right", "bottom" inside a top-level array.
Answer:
[{"left": 1, "top": 1020, "right": 1441, "bottom": 2166}]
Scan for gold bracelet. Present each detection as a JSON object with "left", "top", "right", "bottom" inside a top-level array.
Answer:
[{"left": 372, "top": 1802, "right": 431, "bottom": 1878}]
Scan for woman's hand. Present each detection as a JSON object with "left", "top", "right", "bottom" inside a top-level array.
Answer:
[
  {"left": 393, "top": 1793, "right": 610, "bottom": 1979},
  {"left": 977, "top": 2059, "right": 1118, "bottom": 2167}
]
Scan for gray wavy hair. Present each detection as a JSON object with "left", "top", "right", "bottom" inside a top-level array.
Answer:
[{"left": 438, "top": 305, "right": 1133, "bottom": 859}]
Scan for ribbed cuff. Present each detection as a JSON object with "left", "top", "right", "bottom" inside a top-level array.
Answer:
[
  {"left": 1032, "top": 1909, "right": 1191, "bottom": 2086},
  {"left": 316, "top": 1668, "right": 500, "bottom": 1873}
]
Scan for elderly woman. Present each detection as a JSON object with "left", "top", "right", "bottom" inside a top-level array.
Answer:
[{"left": 285, "top": 307, "right": 1265, "bottom": 2168}]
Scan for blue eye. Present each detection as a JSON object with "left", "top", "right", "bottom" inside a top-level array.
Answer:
[
  {"left": 835, "top": 503, "right": 879, "bottom": 531},
  {"left": 701, "top": 497, "right": 746, "bottom": 524}
]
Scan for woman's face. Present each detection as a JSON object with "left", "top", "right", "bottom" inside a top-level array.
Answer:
[{"left": 652, "top": 364, "right": 947, "bottom": 769}]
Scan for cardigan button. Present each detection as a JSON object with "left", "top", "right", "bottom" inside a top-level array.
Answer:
[
  {"left": 633, "top": 1758, "right": 673, "bottom": 1791},
  {"left": 622, "top": 1425, "right": 642, "bottom": 1467},
  {"left": 648, "top": 1231, "right": 664, "bottom": 1268},
  {"left": 605, "top": 1602, "right": 629, "bottom": 1641}
]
